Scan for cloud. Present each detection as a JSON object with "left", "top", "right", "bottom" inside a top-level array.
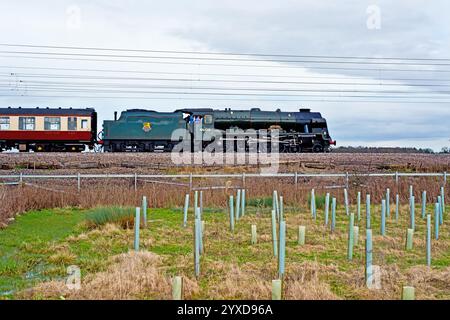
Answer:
[{"left": 0, "top": 0, "right": 449, "bottom": 150}]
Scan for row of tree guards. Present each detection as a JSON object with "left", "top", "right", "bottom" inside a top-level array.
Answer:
[{"left": 132, "top": 183, "right": 445, "bottom": 300}]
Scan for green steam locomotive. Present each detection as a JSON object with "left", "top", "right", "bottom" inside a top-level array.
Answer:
[{"left": 101, "top": 108, "right": 335, "bottom": 153}]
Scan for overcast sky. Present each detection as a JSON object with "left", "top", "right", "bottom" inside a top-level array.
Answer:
[{"left": 0, "top": 0, "right": 449, "bottom": 150}]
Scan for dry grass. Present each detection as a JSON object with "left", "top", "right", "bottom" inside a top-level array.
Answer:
[
  {"left": 22, "top": 251, "right": 200, "bottom": 300},
  {"left": 283, "top": 262, "right": 341, "bottom": 300},
  {"left": 206, "top": 261, "right": 272, "bottom": 299},
  {"left": 1, "top": 172, "right": 449, "bottom": 228}
]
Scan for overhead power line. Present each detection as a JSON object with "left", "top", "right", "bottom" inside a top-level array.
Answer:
[
  {"left": 3, "top": 73, "right": 450, "bottom": 88},
  {"left": 2, "top": 94, "right": 449, "bottom": 104},
  {"left": 2, "top": 86, "right": 447, "bottom": 100},
  {"left": 1, "top": 50, "right": 450, "bottom": 66},
  {"left": 1, "top": 43, "right": 449, "bottom": 62},
  {"left": 2, "top": 65, "right": 450, "bottom": 82},
  {"left": 1, "top": 55, "right": 450, "bottom": 73},
  {"left": 2, "top": 85, "right": 450, "bottom": 97}
]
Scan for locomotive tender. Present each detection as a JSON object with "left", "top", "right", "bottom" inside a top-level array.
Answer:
[{"left": 102, "top": 108, "right": 335, "bottom": 153}]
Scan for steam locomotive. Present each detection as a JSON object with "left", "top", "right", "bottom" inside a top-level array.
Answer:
[
  {"left": 102, "top": 108, "right": 335, "bottom": 153},
  {"left": 0, "top": 107, "right": 335, "bottom": 152}
]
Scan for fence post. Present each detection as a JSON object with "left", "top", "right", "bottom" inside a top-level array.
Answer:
[
  {"left": 347, "top": 213, "right": 354, "bottom": 260},
  {"left": 402, "top": 286, "right": 415, "bottom": 300},
  {"left": 251, "top": 224, "right": 257, "bottom": 245},
  {"left": 381, "top": 199, "right": 386, "bottom": 236},
  {"left": 435, "top": 202, "right": 440, "bottom": 240},
  {"left": 183, "top": 194, "right": 189, "bottom": 228},
  {"left": 366, "top": 194, "right": 371, "bottom": 229},
  {"left": 410, "top": 196, "right": 415, "bottom": 231},
  {"left": 294, "top": 171, "right": 298, "bottom": 187},
  {"left": 134, "top": 207, "right": 140, "bottom": 252},
  {"left": 134, "top": 173, "right": 137, "bottom": 192},
  {"left": 298, "top": 226, "right": 306, "bottom": 245},
  {"left": 395, "top": 171, "right": 399, "bottom": 185},
  {"left": 331, "top": 197, "right": 336, "bottom": 232},
  {"left": 324, "top": 193, "right": 330, "bottom": 226},
  {"left": 278, "top": 220, "right": 286, "bottom": 278},
  {"left": 189, "top": 173, "right": 193, "bottom": 192},
  {"left": 272, "top": 279, "right": 282, "bottom": 300},
  {"left": 406, "top": 228, "right": 414, "bottom": 250},
  {"left": 426, "top": 214, "right": 431, "bottom": 266},
  {"left": 229, "top": 196, "right": 234, "bottom": 232},
  {"left": 172, "top": 276, "right": 183, "bottom": 300},
  {"left": 77, "top": 173, "right": 81, "bottom": 192},
  {"left": 142, "top": 196, "right": 147, "bottom": 228},
  {"left": 242, "top": 173, "right": 245, "bottom": 188},
  {"left": 365, "top": 229, "right": 373, "bottom": 288},
  {"left": 271, "top": 209, "right": 278, "bottom": 257},
  {"left": 421, "top": 191, "right": 427, "bottom": 219}
]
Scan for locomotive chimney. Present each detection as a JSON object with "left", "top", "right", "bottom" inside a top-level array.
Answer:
[{"left": 114, "top": 111, "right": 117, "bottom": 121}]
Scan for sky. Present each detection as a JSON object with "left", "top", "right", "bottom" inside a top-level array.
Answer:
[{"left": 0, "top": 0, "right": 449, "bottom": 150}]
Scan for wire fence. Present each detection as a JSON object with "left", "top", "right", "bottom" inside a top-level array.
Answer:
[{"left": 0, "top": 171, "right": 447, "bottom": 192}]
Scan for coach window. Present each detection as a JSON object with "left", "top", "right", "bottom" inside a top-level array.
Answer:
[
  {"left": 81, "top": 119, "right": 88, "bottom": 129},
  {"left": 19, "top": 117, "right": 35, "bottom": 130},
  {"left": 68, "top": 117, "right": 77, "bottom": 130},
  {"left": 0, "top": 117, "right": 10, "bottom": 130},
  {"left": 44, "top": 117, "right": 61, "bottom": 130}
]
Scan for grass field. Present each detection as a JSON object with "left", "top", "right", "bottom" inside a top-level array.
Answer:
[{"left": 0, "top": 200, "right": 449, "bottom": 300}]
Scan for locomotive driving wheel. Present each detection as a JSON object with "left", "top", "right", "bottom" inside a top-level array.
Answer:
[{"left": 312, "top": 143, "right": 324, "bottom": 153}]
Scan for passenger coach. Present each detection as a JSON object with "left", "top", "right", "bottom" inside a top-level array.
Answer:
[{"left": 0, "top": 107, "right": 97, "bottom": 152}]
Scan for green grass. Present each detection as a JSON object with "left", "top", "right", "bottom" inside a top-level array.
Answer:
[
  {"left": 85, "top": 206, "right": 135, "bottom": 229},
  {"left": 246, "top": 197, "right": 273, "bottom": 208},
  {"left": 0, "top": 208, "right": 87, "bottom": 298},
  {"left": 308, "top": 193, "right": 327, "bottom": 210},
  {"left": 0, "top": 202, "right": 448, "bottom": 300}
]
